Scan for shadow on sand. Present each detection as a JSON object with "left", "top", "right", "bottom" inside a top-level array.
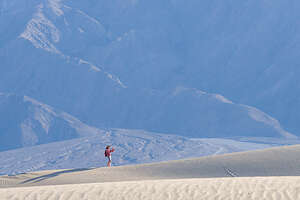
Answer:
[{"left": 20, "top": 168, "right": 93, "bottom": 184}]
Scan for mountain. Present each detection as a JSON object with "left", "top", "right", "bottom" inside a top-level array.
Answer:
[
  {"left": 0, "top": 91, "right": 295, "bottom": 154},
  {"left": 0, "top": 0, "right": 299, "bottom": 140},
  {"left": 0, "top": 93, "right": 102, "bottom": 151},
  {"left": 71, "top": 0, "right": 300, "bottom": 135},
  {"left": 115, "top": 87, "right": 295, "bottom": 139}
]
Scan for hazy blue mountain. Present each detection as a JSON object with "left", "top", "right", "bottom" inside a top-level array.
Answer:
[
  {"left": 0, "top": 93, "right": 102, "bottom": 151},
  {"left": 0, "top": 92, "right": 295, "bottom": 154},
  {"left": 0, "top": 0, "right": 299, "bottom": 143}
]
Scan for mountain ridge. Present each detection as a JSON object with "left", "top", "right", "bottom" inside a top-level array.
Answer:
[{"left": 1, "top": 0, "right": 300, "bottom": 146}]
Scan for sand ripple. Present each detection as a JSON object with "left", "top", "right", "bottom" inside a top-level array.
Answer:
[{"left": 1, "top": 177, "right": 300, "bottom": 200}]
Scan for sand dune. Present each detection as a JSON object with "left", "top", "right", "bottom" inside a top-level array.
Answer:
[
  {"left": 1, "top": 145, "right": 300, "bottom": 199},
  {"left": 1, "top": 177, "right": 300, "bottom": 200}
]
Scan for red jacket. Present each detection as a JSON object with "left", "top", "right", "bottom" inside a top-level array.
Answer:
[{"left": 105, "top": 148, "right": 114, "bottom": 157}]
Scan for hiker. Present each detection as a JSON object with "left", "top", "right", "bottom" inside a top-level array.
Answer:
[{"left": 104, "top": 145, "right": 115, "bottom": 167}]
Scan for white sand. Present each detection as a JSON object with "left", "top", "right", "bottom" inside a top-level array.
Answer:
[
  {"left": 1, "top": 145, "right": 300, "bottom": 199},
  {"left": 1, "top": 177, "right": 300, "bottom": 200}
]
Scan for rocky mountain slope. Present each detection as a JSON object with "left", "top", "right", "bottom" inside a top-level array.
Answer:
[
  {"left": 0, "top": 93, "right": 101, "bottom": 151},
  {"left": 0, "top": 0, "right": 299, "bottom": 146}
]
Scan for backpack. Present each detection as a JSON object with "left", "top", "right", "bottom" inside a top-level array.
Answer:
[{"left": 104, "top": 149, "right": 109, "bottom": 157}]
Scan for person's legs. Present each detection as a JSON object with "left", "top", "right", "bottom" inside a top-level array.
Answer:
[{"left": 107, "top": 156, "right": 112, "bottom": 167}]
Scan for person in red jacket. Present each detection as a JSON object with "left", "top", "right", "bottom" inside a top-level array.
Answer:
[{"left": 104, "top": 145, "right": 115, "bottom": 167}]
